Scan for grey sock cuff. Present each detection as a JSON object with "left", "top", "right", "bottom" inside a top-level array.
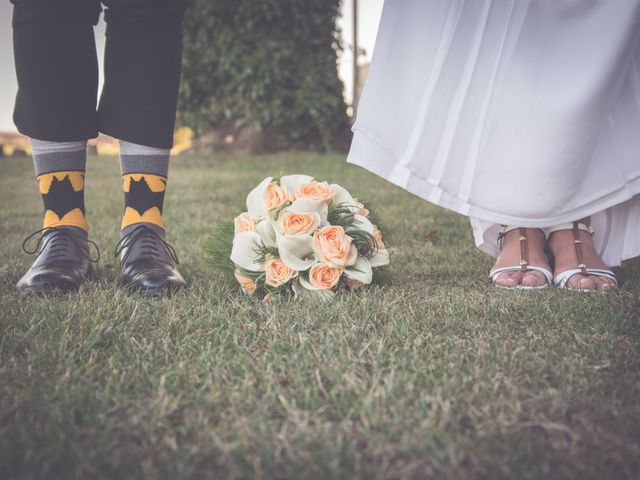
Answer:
[
  {"left": 30, "top": 138, "right": 87, "bottom": 155},
  {"left": 119, "top": 140, "right": 170, "bottom": 178},
  {"left": 119, "top": 140, "right": 169, "bottom": 156},
  {"left": 119, "top": 154, "right": 170, "bottom": 177},
  {"left": 32, "top": 150, "right": 87, "bottom": 176}
]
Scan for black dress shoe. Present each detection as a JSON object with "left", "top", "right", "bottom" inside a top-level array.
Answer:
[
  {"left": 16, "top": 226, "right": 99, "bottom": 294},
  {"left": 115, "top": 223, "right": 186, "bottom": 295}
]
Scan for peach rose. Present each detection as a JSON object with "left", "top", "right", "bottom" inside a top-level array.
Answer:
[
  {"left": 313, "top": 225, "right": 357, "bottom": 268},
  {"left": 278, "top": 211, "right": 319, "bottom": 235},
  {"left": 373, "top": 227, "right": 385, "bottom": 250},
  {"left": 309, "top": 263, "right": 342, "bottom": 290},
  {"left": 265, "top": 257, "right": 298, "bottom": 287},
  {"left": 353, "top": 198, "right": 369, "bottom": 217},
  {"left": 235, "top": 271, "right": 257, "bottom": 295},
  {"left": 265, "top": 182, "right": 289, "bottom": 210},
  {"left": 234, "top": 212, "right": 257, "bottom": 236},
  {"left": 295, "top": 181, "right": 335, "bottom": 204}
]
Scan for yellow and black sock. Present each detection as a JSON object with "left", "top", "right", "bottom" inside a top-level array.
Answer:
[
  {"left": 121, "top": 173, "right": 166, "bottom": 230},
  {"left": 119, "top": 140, "right": 170, "bottom": 232},
  {"left": 38, "top": 170, "right": 88, "bottom": 230},
  {"left": 31, "top": 139, "right": 88, "bottom": 231}
]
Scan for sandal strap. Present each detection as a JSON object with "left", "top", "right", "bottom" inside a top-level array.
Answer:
[
  {"left": 546, "top": 221, "right": 594, "bottom": 275},
  {"left": 497, "top": 226, "right": 543, "bottom": 272},
  {"left": 490, "top": 265, "right": 553, "bottom": 285},
  {"left": 519, "top": 227, "right": 528, "bottom": 272},
  {"left": 554, "top": 268, "right": 618, "bottom": 289}
]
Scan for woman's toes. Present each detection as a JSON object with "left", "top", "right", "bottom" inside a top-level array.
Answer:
[
  {"left": 522, "top": 271, "right": 547, "bottom": 287},
  {"left": 568, "top": 274, "right": 595, "bottom": 290},
  {"left": 495, "top": 271, "right": 522, "bottom": 287},
  {"left": 592, "top": 276, "right": 616, "bottom": 292}
]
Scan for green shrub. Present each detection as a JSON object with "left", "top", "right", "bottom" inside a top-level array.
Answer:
[{"left": 178, "top": 0, "right": 351, "bottom": 152}]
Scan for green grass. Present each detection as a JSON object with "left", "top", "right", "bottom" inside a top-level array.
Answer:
[{"left": 1, "top": 153, "right": 639, "bottom": 479}]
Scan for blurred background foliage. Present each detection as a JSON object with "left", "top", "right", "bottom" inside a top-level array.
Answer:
[{"left": 178, "top": 0, "right": 351, "bottom": 152}]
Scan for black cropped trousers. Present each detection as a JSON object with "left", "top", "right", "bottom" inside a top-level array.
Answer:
[{"left": 11, "top": 0, "right": 189, "bottom": 148}]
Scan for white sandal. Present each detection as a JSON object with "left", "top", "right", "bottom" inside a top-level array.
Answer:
[
  {"left": 546, "top": 222, "right": 618, "bottom": 290},
  {"left": 490, "top": 226, "right": 553, "bottom": 289}
]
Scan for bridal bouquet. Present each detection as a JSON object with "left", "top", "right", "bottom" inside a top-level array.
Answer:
[{"left": 225, "top": 174, "right": 389, "bottom": 300}]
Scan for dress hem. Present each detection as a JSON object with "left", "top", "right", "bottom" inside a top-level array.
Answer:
[
  {"left": 347, "top": 130, "right": 640, "bottom": 265},
  {"left": 347, "top": 130, "right": 640, "bottom": 229}
]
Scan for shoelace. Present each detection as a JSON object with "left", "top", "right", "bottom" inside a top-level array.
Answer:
[
  {"left": 22, "top": 227, "right": 100, "bottom": 263},
  {"left": 114, "top": 224, "right": 179, "bottom": 265}
]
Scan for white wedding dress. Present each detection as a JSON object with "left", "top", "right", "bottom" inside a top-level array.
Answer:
[{"left": 347, "top": 0, "right": 640, "bottom": 266}]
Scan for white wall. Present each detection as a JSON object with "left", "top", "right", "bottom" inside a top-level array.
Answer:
[{"left": 337, "top": 0, "right": 384, "bottom": 105}]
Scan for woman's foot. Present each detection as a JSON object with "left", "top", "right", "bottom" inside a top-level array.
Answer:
[
  {"left": 547, "top": 225, "right": 616, "bottom": 292},
  {"left": 491, "top": 228, "right": 551, "bottom": 288}
]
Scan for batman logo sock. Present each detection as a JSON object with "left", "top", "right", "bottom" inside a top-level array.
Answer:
[
  {"left": 30, "top": 139, "right": 89, "bottom": 231},
  {"left": 121, "top": 173, "right": 166, "bottom": 229},
  {"left": 119, "top": 140, "right": 170, "bottom": 232}
]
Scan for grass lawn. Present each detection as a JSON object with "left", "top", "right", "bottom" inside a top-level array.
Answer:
[{"left": 1, "top": 153, "right": 639, "bottom": 479}]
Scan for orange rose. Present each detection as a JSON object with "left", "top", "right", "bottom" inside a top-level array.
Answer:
[
  {"left": 373, "top": 227, "right": 385, "bottom": 250},
  {"left": 353, "top": 198, "right": 370, "bottom": 217},
  {"left": 234, "top": 212, "right": 257, "bottom": 236},
  {"left": 295, "top": 181, "right": 335, "bottom": 204},
  {"left": 313, "top": 225, "right": 357, "bottom": 268},
  {"left": 265, "top": 257, "right": 298, "bottom": 287},
  {"left": 309, "top": 263, "right": 342, "bottom": 289},
  {"left": 278, "top": 211, "right": 319, "bottom": 235},
  {"left": 265, "top": 182, "right": 289, "bottom": 210},
  {"left": 235, "top": 271, "right": 257, "bottom": 295}
]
